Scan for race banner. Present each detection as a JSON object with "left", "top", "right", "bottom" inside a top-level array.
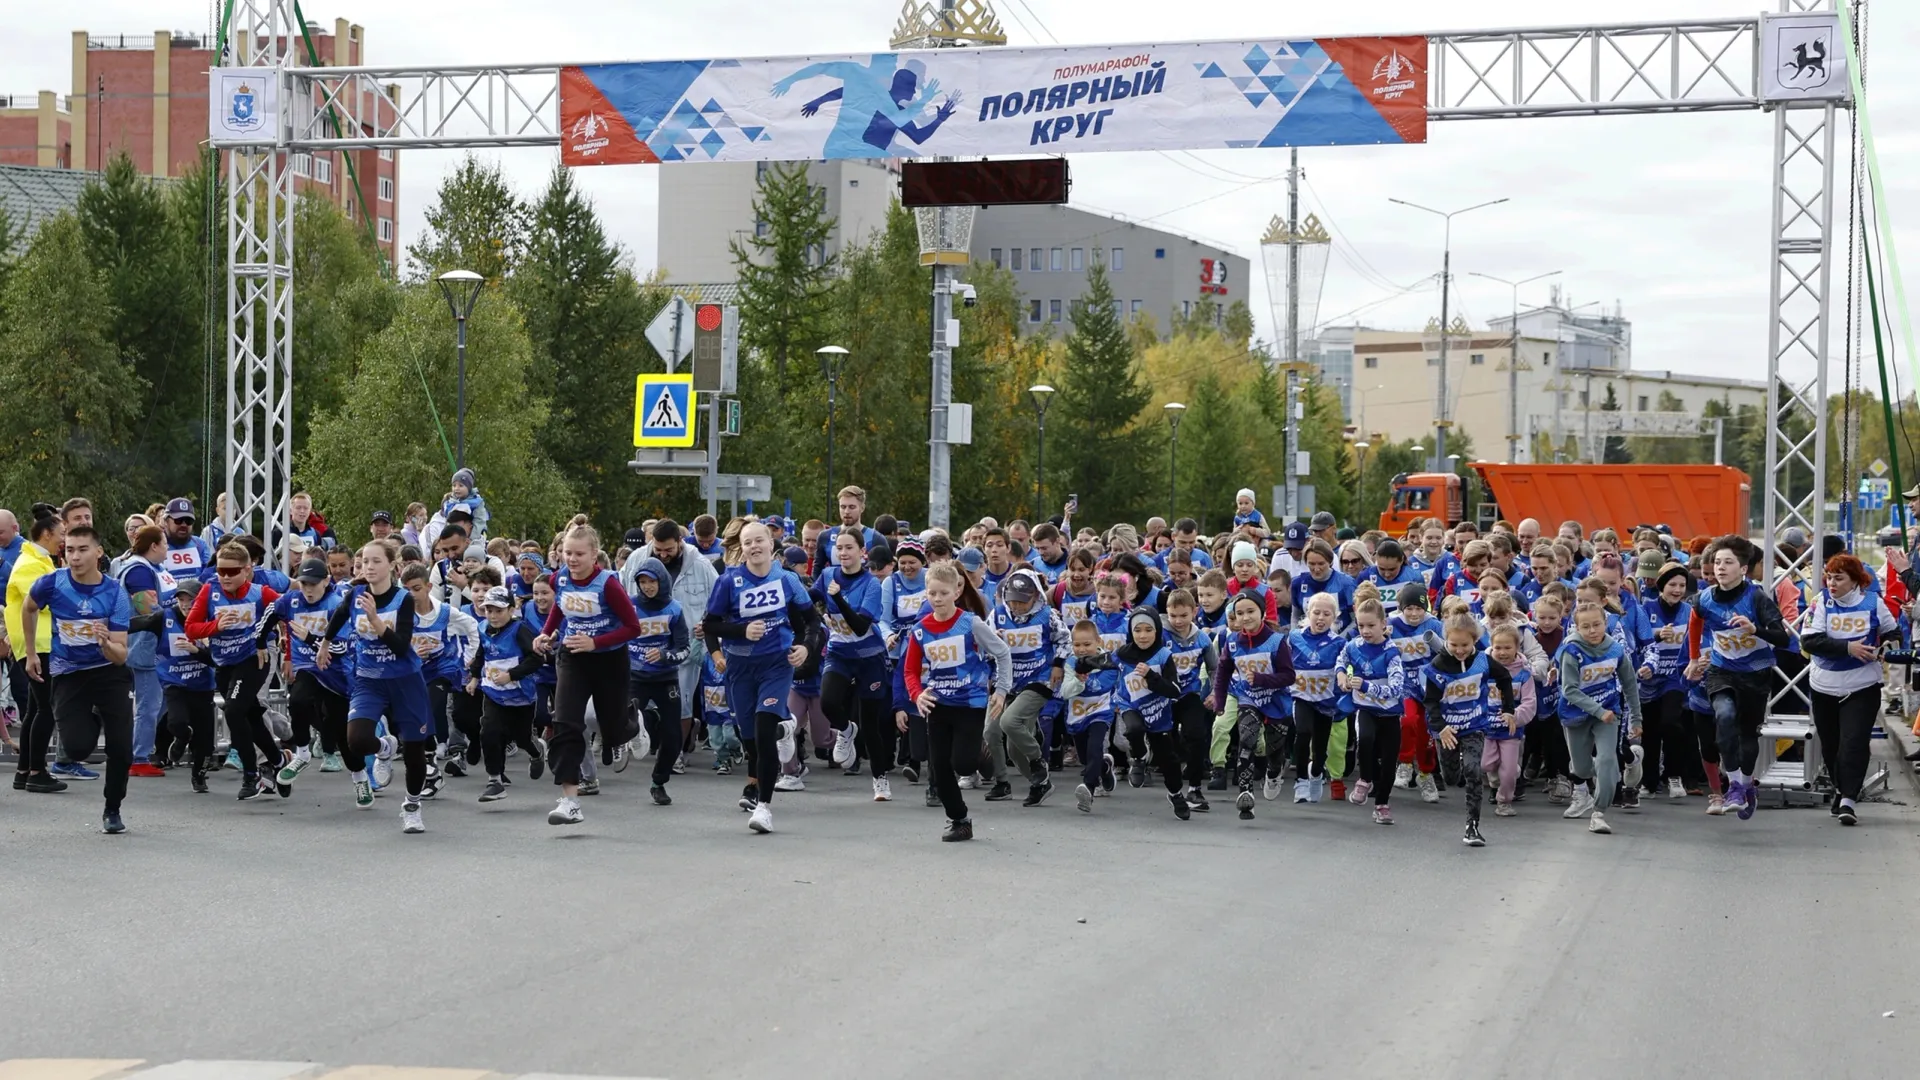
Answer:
[{"left": 560, "top": 36, "right": 1426, "bottom": 166}]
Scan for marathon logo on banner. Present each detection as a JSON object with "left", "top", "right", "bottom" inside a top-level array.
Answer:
[{"left": 559, "top": 35, "right": 1426, "bottom": 166}]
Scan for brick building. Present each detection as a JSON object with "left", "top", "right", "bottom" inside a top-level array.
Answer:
[{"left": 0, "top": 19, "right": 398, "bottom": 265}]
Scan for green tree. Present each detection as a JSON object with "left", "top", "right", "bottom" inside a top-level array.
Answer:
[
  {"left": 0, "top": 214, "right": 147, "bottom": 513},
  {"left": 953, "top": 259, "right": 1054, "bottom": 522},
  {"left": 516, "top": 164, "right": 671, "bottom": 532},
  {"left": 1177, "top": 370, "right": 1246, "bottom": 532},
  {"left": 1296, "top": 379, "right": 1351, "bottom": 525},
  {"left": 0, "top": 201, "right": 24, "bottom": 296},
  {"left": 75, "top": 152, "right": 203, "bottom": 495},
  {"left": 1054, "top": 263, "right": 1154, "bottom": 528},
  {"left": 406, "top": 155, "right": 530, "bottom": 283},
  {"left": 729, "top": 162, "right": 836, "bottom": 391},
  {"left": 298, "top": 285, "right": 574, "bottom": 545},
  {"left": 292, "top": 192, "right": 397, "bottom": 453},
  {"left": 1626, "top": 389, "right": 1700, "bottom": 464},
  {"left": 1599, "top": 381, "right": 1631, "bottom": 463}
]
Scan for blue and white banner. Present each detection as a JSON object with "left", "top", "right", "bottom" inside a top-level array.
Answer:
[{"left": 561, "top": 36, "right": 1426, "bottom": 166}]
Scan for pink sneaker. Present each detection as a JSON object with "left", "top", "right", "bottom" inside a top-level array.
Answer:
[
  {"left": 1372, "top": 804, "right": 1394, "bottom": 825},
  {"left": 1348, "top": 779, "right": 1372, "bottom": 805}
]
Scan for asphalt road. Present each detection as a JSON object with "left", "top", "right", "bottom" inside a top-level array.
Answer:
[{"left": 2, "top": 748, "right": 1918, "bottom": 1080}]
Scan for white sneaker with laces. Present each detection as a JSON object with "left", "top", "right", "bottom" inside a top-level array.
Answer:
[
  {"left": 1262, "top": 775, "right": 1282, "bottom": 801},
  {"left": 401, "top": 802, "right": 424, "bottom": 834},
  {"left": 548, "top": 797, "right": 583, "bottom": 825},
  {"left": 833, "top": 723, "right": 859, "bottom": 767},
  {"left": 1564, "top": 788, "right": 1596, "bottom": 819},
  {"left": 959, "top": 774, "right": 977, "bottom": 790},
  {"left": 748, "top": 802, "right": 774, "bottom": 833},
  {"left": 872, "top": 776, "right": 892, "bottom": 801},
  {"left": 775, "top": 720, "right": 798, "bottom": 764},
  {"left": 1667, "top": 777, "right": 1688, "bottom": 800},
  {"left": 1622, "top": 745, "right": 1644, "bottom": 790},
  {"left": 1417, "top": 772, "right": 1440, "bottom": 804},
  {"left": 1588, "top": 810, "right": 1612, "bottom": 834},
  {"left": 1394, "top": 762, "right": 1414, "bottom": 789},
  {"left": 774, "top": 773, "right": 806, "bottom": 792}
]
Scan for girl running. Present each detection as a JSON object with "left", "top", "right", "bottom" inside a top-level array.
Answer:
[
  {"left": 1425, "top": 612, "right": 1517, "bottom": 847},
  {"left": 1287, "top": 593, "right": 1345, "bottom": 803},
  {"left": 628, "top": 558, "right": 689, "bottom": 806},
  {"left": 1799, "top": 553, "right": 1895, "bottom": 826},
  {"left": 816, "top": 530, "right": 887, "bottom": 785},
  {"left": 535, "top": 519, "right": 644, "bottom": 827},
  {"left": 1484, "top": 625, "right": 1536, "bottom": 816},
  {"left": 323, "top": 540, "right": 435, "bottom": 831},
  {"left": 1683, "top": 537, "right": 1789, "bottom": 821},
  {"left": 267, "top": 556, "right": 353, "bottom": 798},
  {"left": 1115, "top": 606, "right": 1190, "bottom": 818},
  {"left": 1209, "top": 591, "right": 1297, "bottom": 820},
  {"left": 1338, "top": 597, "right": 1404, "bottom": 822},
  {"left": 185, "top": 542, "right": 282, "bottom": 802},
  {"left": 158, "top": 579, "right": 218, "bottom": 793},
  {"left": 901, "top": 562, "right": 1012, "bottom": 841},
  {"left": 468, "top": 586, "right": 549, "bottom": 803}
]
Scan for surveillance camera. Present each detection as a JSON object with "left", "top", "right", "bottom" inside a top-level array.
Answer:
[{"left": 956, "top": 282, "right": 978, "bottom": 307}]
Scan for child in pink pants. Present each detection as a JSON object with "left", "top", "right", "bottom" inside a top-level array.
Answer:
[{"left": 1484, "top": 625, "right": 1537, "bottom": 814}]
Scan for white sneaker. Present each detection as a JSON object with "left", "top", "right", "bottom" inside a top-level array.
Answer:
[
  {"left": 774, "top": 773, "right": 806, "bottom": 792},
  {"left": 1262, "top": 775, "right": 1282, "bottom": 801},
  {"left": 548, "top": 797, "right": 583, "bottom": 825},
  {"left": 1667, "top": 777, "right": 1688, "bottom": 800},
  {"left": 748, "top": 803, "right": 774, "bottom": 833},
  {"left": 401, "top": 802, "right": 424, "bottom": 834},
  {"left": 775, "top": 720, "right": 798, "bottom": 764},
  {"left": 378, "top": 734, "right": 397, "bottom": 760},
  {"left": 1622, "top": 745, "right": 1644, "bottom": 790},
  {"left": 834, "top": 723, "right": 859, "bottom": 767},
  {"left": 1394, "top": 762, "right": 1414, "bottom": 789},
  {"left": 1564, "top": 788, "right": 1596, "bottom": 819},
  {"left": 1588, "top": 810, "right": 1612, "bottom": 834},
  {"left": 959, "top": 774, "right": 978, "bottom": 790},
  {"left": 1292, "top": 778, "right": 1311, "bottom": 804},
  {"left": 872, "top": 776, "right": 892, "bottom": 802},
  {"left": 1417, "top": 771, "right": 1440, "bottom": 803},
  {"left": 633, "top": 726, "right": 651, "bottom": 760},
  {"left": 372, "top": 755, "right": 393, "bottom": 790}
]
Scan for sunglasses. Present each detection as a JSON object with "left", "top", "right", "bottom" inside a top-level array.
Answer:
[
  {"left": 1340, "top": 557, "right": 1365, "bottom": 566},
  {"left": 216, "top": 565, "right": 247, "bottom": 577}
]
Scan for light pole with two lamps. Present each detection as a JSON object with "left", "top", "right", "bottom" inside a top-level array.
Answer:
[
  {"left": 1164, "top": 401, "right": 1186, "bottom": 519},
  {"left": 817, "top": 345, "right": 848, "bottom": 509},
  {"left": 1389, "top": 196, "right": 1509, "bottom": 472},
  {"left": 1467, "top": 268, "right": 1561, "bottom": 463},
  {"left": 1029, "top": 384, "right": 1055, "bottom": 514},
  {"left": 435, "top": 269, "right": 484, "bottom": 470}
]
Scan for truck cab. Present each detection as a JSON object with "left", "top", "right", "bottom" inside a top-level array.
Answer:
[{"left": 1379, "top": 472, "right": 1464, "bottom": 535}]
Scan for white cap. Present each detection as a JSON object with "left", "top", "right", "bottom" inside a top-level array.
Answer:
[{"left": 1236, "top": 488, "right": 1256, "bottom": 502}]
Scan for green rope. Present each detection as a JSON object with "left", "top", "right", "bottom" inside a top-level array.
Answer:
[
  {"left": 1865, "top": 217, "right": 1905, "bottom": 543},
  {"left": 1841, "top": 5, "right": 1919, "bottom": 425},
  {"left": 290, "top": 0, "right": 392, "bottom": 279}
]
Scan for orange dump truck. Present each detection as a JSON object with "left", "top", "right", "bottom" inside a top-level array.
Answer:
[{"left": 1379, "top": 464, "right": 1752, "bottom": 540}]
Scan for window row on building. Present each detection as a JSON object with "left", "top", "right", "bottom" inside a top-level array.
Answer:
[{"left": 989, "top": 246, "right": 1135, "bottom": 273}]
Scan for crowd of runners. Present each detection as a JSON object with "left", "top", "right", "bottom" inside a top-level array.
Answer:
[{"left": 0, "top": 472, "right": 1905, "bottom": 843}]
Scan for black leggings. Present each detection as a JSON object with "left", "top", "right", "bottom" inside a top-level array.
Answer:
[
  {"left": 216, "top": 661, "right": 279, "bottom": 775},
  {"left": 823, "top": 668, "right": 890, "bottom": 774},
  {"left": 862, "top": 698, "right": 896, "bottom": 778},
  {"left": 53, "top": 666, "right": 134, "bottom": 810},
  {"left": 739, "top": 711, "right": 785, "bottom": 805},
  {"left": 164, "top": 685, "right": 218, "bottom": 767},
  {"left": 1291, "top": 697, "right": 1336, "bottom": 779},
  {"left": 480, "top": 698, "right": 542, "bottom": 777},
  {"left": 630, "top": 675, "right": 685, "bottom": 786},
  {"left": 927, "top": 704, "right": 986, "bottom": 821},
  {"left": 1709, "top": 672, "right": 1767, "bottom": 775},
  {"left": 1074, "top": 722, "right": 1112, "bottom": 789},
  {"left": 429, "top": 679, "right": 483, "bottom": 750},
  {"left": 551, "top": 649, "right": 633, "bottom": 786},
  {"left": 345, "top": 717, "right": 425, "bottom": 795},
  {"left": 1641, "top": 690, "right": 1685, "bottom": 786},
  {"left": 1811, "top": 687, "right": 1878, "bottom": 802},
  {"left": 287, "top": 670, "right": 347, "bottom": 756},
  {"left": 1356, "top": 707, "right": 1402, "bottom": 805},
  {"left": 1119, "top": 710, "right": 1183, "bottom": 793},
  {"left": 1175, "top": 695, "right": 1213, "bottom": 788},
  {"left": 13, "top": 654, "right": 54, "bottom": 778}
]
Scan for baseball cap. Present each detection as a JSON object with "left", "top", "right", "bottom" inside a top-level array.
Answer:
[
  {"left": 956, "top": 547, "right": 986, "bottom": 572},
  {"left": 624, "top": 527, "right": 649, "bottom": 548},
  {"left": 1001, "top": 572, "right": 1039, "bottom": 604},
  {"left": 1283, "top": 522, "right": 1309, "bottom": 548},
  {"left": 478, "top": 586, "right": 513, "bottom": 610},
  {"left": 296, "top": 557, "right": 330, "bottom": 584},
  {"left": 173, "top": 577, "right": 202, "bottom": 599},
  {"left": 1310, "top": 511, "right": 1337, "bottom": 530},
  {"left": 164, "top": 497, "right": 195, "bottom": 521},
  {"left": 1636, "top": 550, "right": 1664, "bottom": 579},
  {"left": 782, "top": 545, "right": 810, "bottom": 567},
  {"left": 370, "top": 509, "right": 392, "bottom": 525}
]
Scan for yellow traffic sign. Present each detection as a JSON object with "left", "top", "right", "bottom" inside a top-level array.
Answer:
[{"left": 634, "top": 374, "right": 697, "bottom": 447}]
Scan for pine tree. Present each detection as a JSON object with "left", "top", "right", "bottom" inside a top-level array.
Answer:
[
  {"left": 1055, "top": 263, "right": 1153, "bottom": 527},
  {"left": 406, "top": 155, "right": 530, "bottom": 283},
  {"left": 730, "top": 162, "right": 836, "bottom": 391},
  {"left": 1178, "top": 371, "right": 1246, "bottom": 532},
  {"left": 1600, "top": 382, "right": 1632, "bottom": 463},
  {"left": 0, "top": 214, "right": 147, "bottom": 513},
  {"left": 515, "top": 164, "right": 668, "bottom": 531}
]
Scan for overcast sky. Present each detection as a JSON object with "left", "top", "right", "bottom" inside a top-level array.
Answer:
[{"left": 6, "top": 0, "right": 1916, "bottom": 388}]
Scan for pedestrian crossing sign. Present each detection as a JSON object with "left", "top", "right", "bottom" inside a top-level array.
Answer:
[{"left": 635, "top": 374, "right": 697, "bottom": 447}]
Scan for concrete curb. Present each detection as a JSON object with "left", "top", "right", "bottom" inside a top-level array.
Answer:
[{"left": 1880, "top": 714, "right": 1920, "bottom": 801}]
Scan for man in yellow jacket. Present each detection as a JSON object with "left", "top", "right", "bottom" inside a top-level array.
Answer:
[{"left": 6, "top": 515, "right": 61, "bottom": 791}]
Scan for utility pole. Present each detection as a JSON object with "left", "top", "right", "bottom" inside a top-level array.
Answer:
[
  {"left": 1391, "top": 196, "right": 1509, "bottom": 471},
  {"left": 1468, "top": 269, "right": 1559, "bottom": 463},
  {"left": 1284, "top": 147, "right": 1301, "bottom": 524}
]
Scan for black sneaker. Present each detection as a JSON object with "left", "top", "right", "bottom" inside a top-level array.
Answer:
[
  {"left": 479, "top": 778, "right": 508, "bottom": 802},
  {"left": 11, "top": 772, "right": 25, "bottom": 791},
  {"left": 1168, "top": 791, "right": 1191, "bottom": 821},
  {"left": 1128, "top": 760, "right": 1147, "bottom": 788},
  {"left": 444, "top": 758, "right": 468, "bottom": 778},
  {"left": 1619, "top": 786, "right": 1641, "bottom": 811},
  {"left": 1099, "top": 765, "right": 1116, "bottom": 794},
  {"left": 1207, "top": 766, "right": 1228, "bottom": 792},
  {"left": 985, "top": 780, "right": 1014, "bottom": 801},
  {"left": 1022, "top": 778, "right": 1053, "bottom": 807},
  {"left": 101, "top": 808, "right": 126, "bottom": 835},
  {"left": 941, "top": 817, "right": 974, "bottom": 842},
  {"left": 1187, "top": 788, "right": 1211, "bottom": 813},
  {"left": 1463, "top": 820, "right": 1486, "bottom": 847},
  {"left": 1838, "top": 801, "right": 1858, "bottom": 826},
  {"left": 924, "top": 785, "right": 941, "bottom": 808},
  {"left": 902, "top": 763, "right": 921, "bottom": 784},
  {"left": 650, "top": 784, "right": 672, "bottom": 806},
  {"left": 237, "top": 774, "right": 265, "bottom": 801},
  {"left": 1830, "top": 794, "right": 1842, "bottom": 816},
  {"left": 464, "top": 741, "right": 483, "bottom": 767},
  {"left": 190, "top": 767, "right": 208, "bottom": 794},
  {"left": 24, "top": 773, "right": 67, "bottom": 794}
]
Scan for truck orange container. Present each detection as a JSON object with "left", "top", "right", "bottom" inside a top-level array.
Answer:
[{"left": 1379, "top": 464, "right": 1752, "bottom": 540}]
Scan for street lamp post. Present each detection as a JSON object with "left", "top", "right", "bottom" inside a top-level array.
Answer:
[
  {"left": 1468, "top": 269, "right": 1561, "bottom": 462},
  {"left": 435, "top": 269, "right": 484, "bottom": 470},
  {"left": 1390, "top": 196, "right": 1509, "bottom": 471},
  {"left": 1353, "top": 440, "right": 1371, "bottom": 526},
  {"left": 1164, "top": 402, "right": 1186, "bottom": 520},
  {"left": 817, "top": 345, "right": 848, "bottom": 510},
  {"left": 1029, "top": 384, "right": 1055, "bottom": 513}
]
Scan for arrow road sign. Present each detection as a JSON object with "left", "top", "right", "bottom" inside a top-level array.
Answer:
[{"left": 634, "top": 374, "right": 696, "bottom": 447}]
